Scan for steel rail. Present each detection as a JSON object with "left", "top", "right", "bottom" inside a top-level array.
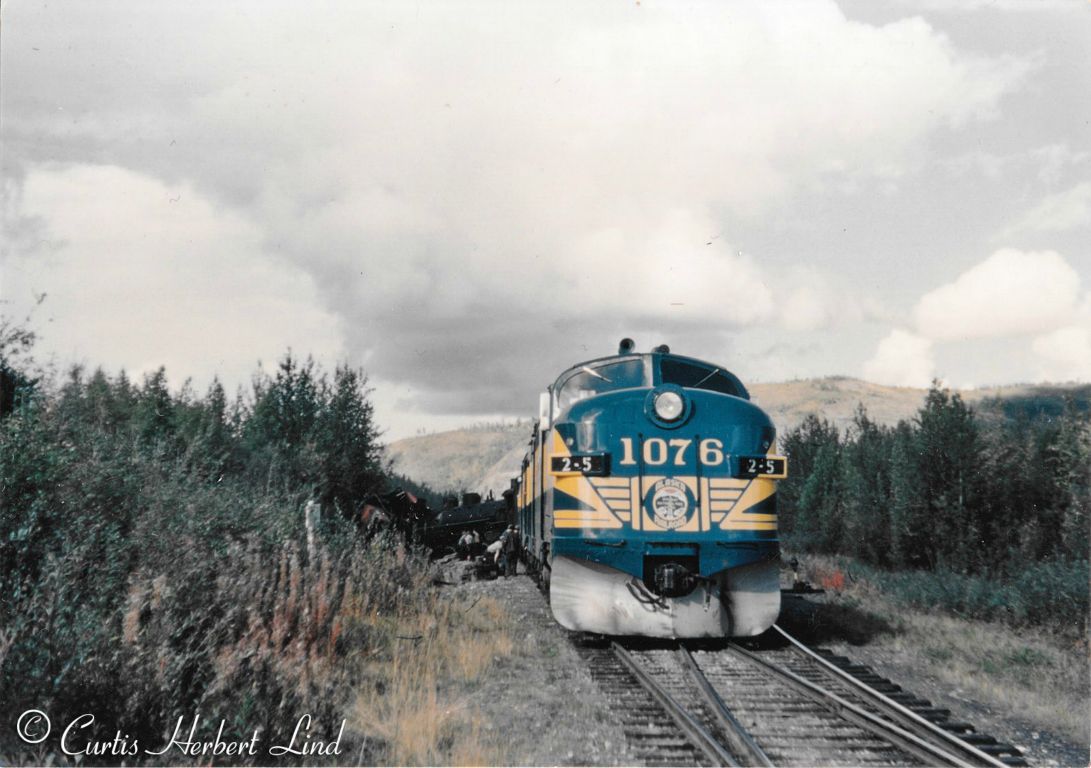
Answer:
[
  {"left": 727, "top": 642, "right": 974, "bottom": 768},
  {"left": 772, "top": 625, "right": 1012, "bottom": 768},
  {"left": 610, "top": 642, "right": 740, "bottom": 767},
  {"left": 677, "top": 648, "right": 775, "bottom": 767}
]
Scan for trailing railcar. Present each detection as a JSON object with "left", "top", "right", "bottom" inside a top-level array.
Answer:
[{"left": 515, "top": 339, "right": 786, "bottom": 638}]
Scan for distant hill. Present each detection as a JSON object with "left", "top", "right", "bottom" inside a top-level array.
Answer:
[
  {"left": 386, "top": 421, "right": 531, "bottom": 499},
  {"left": 386, "top": 378, "right": 1089, "bottom": 495}
]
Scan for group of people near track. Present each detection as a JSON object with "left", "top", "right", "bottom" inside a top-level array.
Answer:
[{"left": 456, "top": 524, "right": 521, "bottom": 577}]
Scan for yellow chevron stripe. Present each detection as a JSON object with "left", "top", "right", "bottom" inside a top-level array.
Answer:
[
  {"left": 709, "top": 478, "right": 749, "bottom": 490},
  {"left": 591, "top": 477, "right": 630, "bottom": 487},
  {"left": 722, "top": 521, "right": 777, "bottom": 531},
  {"left": 598, "top": 487, "right": 631, "bottom": 499}
]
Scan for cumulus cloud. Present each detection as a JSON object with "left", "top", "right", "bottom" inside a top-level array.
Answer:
[
  {"left": 912, "top": 249, "right": 1082, "bottom": 341},
  {"left": 1030, "top": 292, "right": 1091, "bottom": 381},
  {"left": 862, "top": 329, "right": 935, "bottom": 387},
  {"left": 2, "top": 1, "right": 1034, "bottom": 423},
  {"left": 2, "top": 165, "right": 343, "bottom": 391},
  {"left": 863, "top": 250, "right": 1089, "bottom": 387},
  {"left": 1032, "top": 325, "right": 1091, "bottom": 381}
]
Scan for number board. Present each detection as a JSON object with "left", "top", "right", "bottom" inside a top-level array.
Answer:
[
  {"left": 551, "top": 454, "right": 609, "bottom": 476},
  {"left": 736, "top": 455, "right": 787, "bottom": 479}
]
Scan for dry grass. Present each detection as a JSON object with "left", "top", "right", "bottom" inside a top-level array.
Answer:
[
  {"left": 796, "top": 554, "right": 1090, "bottom": 744},
  {"left": 96, "top": 537, "right": 522, "bottom": 765},
  {"left": 352, "top": 593, "right": 514, "bottom": 765}
]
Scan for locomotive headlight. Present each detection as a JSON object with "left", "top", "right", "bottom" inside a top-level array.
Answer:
[{"left": 654, "top": 391, "right": 684, "bottom": 421}]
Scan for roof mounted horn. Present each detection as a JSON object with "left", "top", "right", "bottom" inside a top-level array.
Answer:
[
  {"left": 652, "top": 344, "right": 670, "bottom": 354},
  {"left": 618, "top": 338, "right": 635, "bottom": 355}
]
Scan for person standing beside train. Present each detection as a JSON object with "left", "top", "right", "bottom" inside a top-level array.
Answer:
[{"left": 503, "top": 525, "right": 521, "bottom": 577}]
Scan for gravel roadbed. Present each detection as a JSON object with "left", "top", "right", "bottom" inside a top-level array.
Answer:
[
  {"left": 819, "top": 640, "right": 1087, "bottom": 768},
  {"left": 439, "top": 570, "right": 638, "bottom": 765}
]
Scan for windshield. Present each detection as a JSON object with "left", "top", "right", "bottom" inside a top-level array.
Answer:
[
  {"left": 555, "top": 358, "right": 647, "bottom": 414},
  {"left": 659, "top": 358, "right": 743, "bottom": 397}
]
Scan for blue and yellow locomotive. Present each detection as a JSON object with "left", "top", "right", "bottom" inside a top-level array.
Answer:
[{"left": 515, "top": 339, "right": 786, "bottom": 638}]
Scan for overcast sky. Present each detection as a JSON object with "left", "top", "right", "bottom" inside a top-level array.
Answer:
[{"left": 2, "top": 0, "right": 1089, "bottom": 439}]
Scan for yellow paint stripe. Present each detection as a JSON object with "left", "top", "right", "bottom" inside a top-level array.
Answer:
[
  {"left": 710, "top": 502, "right": 737, "bottom": 512},
  {"left": 733, "top": 513, "right": 777, "bottom": 523},
  {"left": 722, "top": 521, "right": 777, "bottom": 531},
  {"left": 591, "top": 477, "right": 630, "bottom": 487},
  {"left": 598, "top": 488, "right": 631, "bottom": 499},
  {"left": 555, "top": 510, "right": 618, "bottom": 519},
  {"left": 711, "top": 512, "right": 726, "bottom": 523},
  {"left": 709, "top": 478, "right": 749, "bottom": 490},
  {"left": 700, "top": 477, "right": 711, "bottom": 531},
  {"left": 555, "top": 520, "right": 624, "bottom": 529},
  {"left": 710, "top": 490, "right": 743, "bottom": 500}
]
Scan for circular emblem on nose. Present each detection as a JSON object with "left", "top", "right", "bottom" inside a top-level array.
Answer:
[{"left": 646, "top": 478, "right": 695, "bottom": 530}]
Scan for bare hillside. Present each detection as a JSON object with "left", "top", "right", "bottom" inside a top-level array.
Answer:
[{"left": 386, "top": 422, "right": 531, "bottom": 497}]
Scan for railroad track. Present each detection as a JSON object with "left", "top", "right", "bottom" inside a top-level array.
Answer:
[{"left": 581, "top": 626, "right": 1027, "bottom": 767}]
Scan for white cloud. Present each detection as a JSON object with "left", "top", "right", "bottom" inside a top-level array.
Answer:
[
  {"left": 777, "top": 268, "right": 865, "bottom": 332},
  {"left": 2, "top": 164, "right": 343, "bottom": 392},
  {"left": 913, "top": 249, "right": 1082, "bottom": 341},
  {"left": 862, "top": 329, "right": 935, "bottom": 387},
  {"left": 1032, "top": 325, "right": 1091, "bottom": 381},
  {"left": 892, "top": 0, "right": 1082, "bottom": 11},
  {"left": 1001, "top": 182, "right": 1091, "bottom": 237},
  {"left": 1031, "top": 292, "right": 1091, "bottom": 381}
]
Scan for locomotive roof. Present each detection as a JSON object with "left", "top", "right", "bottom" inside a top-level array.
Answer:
[{"left": 552, "top": 349, "right": 750, "bottom": 401}]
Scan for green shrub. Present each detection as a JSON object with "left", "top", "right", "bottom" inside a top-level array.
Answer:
[
  {"left": 0, "top": 346, "right": 415, "bottom": 764},
  {"left": 844, "top": 558, "right": 1089, "bottom": 635}
]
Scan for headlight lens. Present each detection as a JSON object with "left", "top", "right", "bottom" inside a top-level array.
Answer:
[{"left": 654, "top": 391, "right": 684, "bottom": 421}]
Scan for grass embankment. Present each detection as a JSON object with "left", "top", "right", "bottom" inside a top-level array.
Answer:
[
  {"left": 786, "top": 554, "right": 1089, "bottom": 745},
  {"left": 353, "top": 587, "right": 514, "bottom": 765}
]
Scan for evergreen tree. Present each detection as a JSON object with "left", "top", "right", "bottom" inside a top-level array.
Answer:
[
  {"left": 1054, "top": 403, "right": 1091, "bottom": 561},
  {"left": 914, "top": 383, "right": 983, "bottom": 570},
  {"left": 841, "top": 406, "right": 893, "bottom": 564},
  {"left": 135, "top": 367, "right": 176, "bottom": 447},
  {"left": 797, "top": 442, "right": 844, "bottom": 552},
  {"left": 315, "top": 364, "right": 385, "bottom": 514},
  {"left": 779, "top": 414, "right": 839, "bottom": 535},
  {"left": 889, "top": 421, "right": 929, "bottom": 567}
]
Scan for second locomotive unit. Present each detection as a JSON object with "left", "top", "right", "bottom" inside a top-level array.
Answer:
[{"left": 515, "top": 339, "right": 786, "bottom": 638}]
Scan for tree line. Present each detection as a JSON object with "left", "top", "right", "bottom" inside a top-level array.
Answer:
[{"left": 777, "top": 384, "right": 1089, "bottom": 627}]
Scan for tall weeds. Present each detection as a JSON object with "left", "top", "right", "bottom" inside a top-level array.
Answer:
[{"left": 0, "top": 348, "right": 515, "bottom": 764}]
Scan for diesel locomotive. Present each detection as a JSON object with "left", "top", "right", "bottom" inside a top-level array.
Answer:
[{"left": 514, "top": 339, "right": 786, "bottom": 638}]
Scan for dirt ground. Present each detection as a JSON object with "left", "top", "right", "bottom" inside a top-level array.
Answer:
[{"left": 437, "top": 568, "right": 638, "bottom": 765}]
